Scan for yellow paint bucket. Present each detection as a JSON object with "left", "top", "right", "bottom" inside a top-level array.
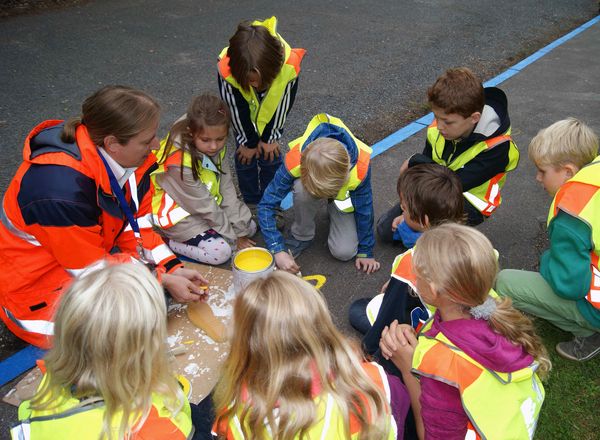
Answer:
[{"left": 232, "top": 247, "right": 275, "bottom": 293}]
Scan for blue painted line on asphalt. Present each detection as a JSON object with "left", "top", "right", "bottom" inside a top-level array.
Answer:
[
  {"left": 370, "top": 14, "right": 600, "bottom": 157},
  {"left": 0, "top": 345, "right": 45, "bottom": 387}
]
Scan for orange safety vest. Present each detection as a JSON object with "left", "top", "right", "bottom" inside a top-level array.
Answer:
[
  {"left": 548, "top": 157, "right": 600, "bottom": 310},
  {"left": 0, "top": 120, "right": 180, "bottom": 347}
]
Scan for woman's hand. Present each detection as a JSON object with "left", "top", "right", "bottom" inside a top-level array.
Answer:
[{"left": 162, "top": 268, "right": 209, "bottom": 303}]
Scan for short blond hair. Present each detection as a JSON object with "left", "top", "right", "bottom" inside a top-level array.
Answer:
[
  {"left": 300, "top": 138, "right": 350, "bottom": 199},
  {"left": 528, "top": 118, "right": 599, "bottom": 169},
  {"left": 30, "top": 263, "right": 185, "bottom": 439}
]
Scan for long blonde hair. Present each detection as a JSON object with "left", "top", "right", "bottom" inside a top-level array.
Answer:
[
  {"left": 412, "top": 224, "right": 551, "bottom": 379},
  {"left": 30, "top": 263, "right": 185, "bottom": 439},
  {"left": 214, "top": 271, "right": 391, "bottom": 439}
]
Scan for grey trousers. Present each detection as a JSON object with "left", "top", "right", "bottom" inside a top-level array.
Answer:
[{"left": 290, "top": 179, "right": 358, "bottom": 261}]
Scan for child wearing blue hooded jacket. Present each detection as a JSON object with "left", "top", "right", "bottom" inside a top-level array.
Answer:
[{"left": 257, "top": 114, "right": 380, "bottom": 274}]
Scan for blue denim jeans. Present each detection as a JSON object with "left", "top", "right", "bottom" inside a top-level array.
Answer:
[{"left": 235, "top": 148, "right": 282, "bottom": 205}]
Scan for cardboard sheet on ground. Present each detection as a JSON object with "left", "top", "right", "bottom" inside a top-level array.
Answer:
[{"left": 3, "top": 262, "right": 234, "bottom": 407}]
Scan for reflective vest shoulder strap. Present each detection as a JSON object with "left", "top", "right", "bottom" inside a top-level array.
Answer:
[
  {"left": 391, "top": 249, "right": 417, "bottom": 290},
  {"left": 484, "top": 134, "right": 512, "bottom": 149},
  {"left": 284, "top": 144, "right": 302, "bottom": 176}
]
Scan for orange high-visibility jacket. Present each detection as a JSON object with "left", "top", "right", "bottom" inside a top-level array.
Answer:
[{"left": 0, "top": 120, "right": 181, "bottom": 347}]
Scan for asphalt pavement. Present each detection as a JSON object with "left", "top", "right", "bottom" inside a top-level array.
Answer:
[{"left": 0, "top": 0, "right": 599, "bottom": 435}]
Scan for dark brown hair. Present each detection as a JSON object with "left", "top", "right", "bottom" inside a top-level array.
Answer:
[
  {"left": 397, "top": 163, "right": 465, "bottom": 226},
  {"left": 427, "top": 67, "right": 484, "bottom": 117},
  {"left": 159, "top": 94, "right": 230, "bottom": 181},
  {"left": 227, "top": 20, "right": 284, "bottom": 91},
  {"left": 61, "top": 85, "right": 160, "bottom": 146}
]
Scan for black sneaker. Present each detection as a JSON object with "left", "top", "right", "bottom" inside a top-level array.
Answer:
[{"left": 556, "top": 333, "right": 600, "bottom": 361}]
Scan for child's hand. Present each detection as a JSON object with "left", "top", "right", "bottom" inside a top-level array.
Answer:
[
  {"left": 391, "top": 215, "right": 404, "bottom": 231},
  {"left": 380, "top": 279, "right": 390, "bottom": 293},
  {"left": 258, "top": 141, "right": 280, "bottom": 162},
  {"left": 399, "top": 158, "right": 409, "bottom": 175},
  {"left": 390, "top": 324, "right": 418, "bottom": 373},
  {"left": 236, "top": 236, "right": 256, "bottom": 250},
  {"left": 355, "top": 257, "right": 381, "bottom": 274},
  {"left": 274, "top": 251, "right": 300, "bottom": 274},
  {"left": 380, "top": 320, "right": 401, "bottom": 359},
  {"left": 236, "top": 144, "right": 258, "bottom": 165}
]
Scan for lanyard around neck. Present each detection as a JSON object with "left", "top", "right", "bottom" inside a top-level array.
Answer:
[{"left": 98, "top": 153, "right": 148, "bottom": 262}]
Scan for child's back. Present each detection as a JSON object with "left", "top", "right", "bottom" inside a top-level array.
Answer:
[
  {"left": 213, "top": 271, "right": 406, "bottom": 439},
  {"left": 11, "top": 264, "right": 192, "bottom": 440}
]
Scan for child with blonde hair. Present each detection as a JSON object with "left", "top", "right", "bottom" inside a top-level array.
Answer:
[
  {"left": 152, "top": 94, "right": 257, "bottom": 265},
  {"left": 381, "top": 224, "right": 550, "bottom": 440},
  {"left": 497, "top": 118, "right": 600, "bottom": 361},
  {"left": 213, "top": 271, "right": 409, "bottom": 439},
  {"left": 11, "top": 263, "right": 194, "bottom": 439},
  {"left": 258, "top": 113, "right": 379, "bottom": 274}
]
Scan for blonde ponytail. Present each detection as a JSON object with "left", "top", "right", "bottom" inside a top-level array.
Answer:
[{"left": 488, "top": 297, "right": 552, "bottom": 379}]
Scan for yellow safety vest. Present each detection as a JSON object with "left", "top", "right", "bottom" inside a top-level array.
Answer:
[
  {"left": 11, "top": 377, "right": 192, "bottom": 440},
  {"left": 547, "top": 156, "right": 600, "bottom": 310},
  {"left": 427, "top": 121, "right": 519, "bottom": 216},
  {"left": 213, "top": 362, "right": 396, "bottom": 439},
  {"left": 218, "top": 16, "right": 305, "bottom": 137},
  {"left": 151, "top": 138, "right": 226, "bottom": 229},
  {"left": 412, "top": 318, "right": 545, "bottom": 440},
  {"left": 367, "top": 249, "right": 501, "bottom": 328},
  {"left": 284, "top": 113, "right": 372, "bottom": 213}
]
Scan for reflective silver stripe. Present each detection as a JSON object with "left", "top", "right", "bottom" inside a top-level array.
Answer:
[
  {"left": 4, "top": 307, "right": 54, "bottom": 336},
  {"left": 0, "top": 202, "right": 41, "bottom": 247},
  {"left": 10, "top": 422, "right": 30, "bottom": 440},
  {"left": 463, "top": 191, "right": 489, "bottom": 213},
  {"left": 465, "top": 428, "right": 477, "bottom": 440},
  {"left": 333, "top": 197, "right": 353, "bottom": 212},
  {"left": 168, "top": 206, "right": 192, "bottom": 225},
  {"left": 64, "top": 259, "right": 109, "bottom": 278},
  {"left": 145, "top": 243, "right": 174, "bottom": 265},
  {"left": 319, "top": 394, "right": 335, "bottom": 440},
  {"left": 136, "top": 213, "right": 154, "bottom": 229}
]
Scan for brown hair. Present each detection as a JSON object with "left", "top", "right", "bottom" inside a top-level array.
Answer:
[
  {"left": 413, "top": 224, "right": 551, "bottom": 379},
  {"left": 427, "top": 67, "right": 485, "bottom": 117},
  {"left": 159, "top": 94, "right": 230, "bottom": 181},
  {"left": 227, "top": 20, "right": 284, "bottom": 91},
  {"left": 61, "top": 85, "right": 160, "bottom": 146},
  {"left": 398, "top": 163, "right": 465, "bottom": 227},
  {"left": 301, "top": 138, "right": 350, "bottom": 199}
]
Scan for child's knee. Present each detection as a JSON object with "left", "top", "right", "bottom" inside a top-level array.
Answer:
[
  {"left": 329, "top": 241, "right": 357, "bottom": 261},
  {"left": 211, "top": 242, "right": 233, "bottom": 265}
]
